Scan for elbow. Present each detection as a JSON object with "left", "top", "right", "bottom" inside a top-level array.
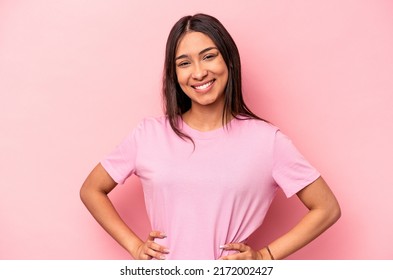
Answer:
[
  {"left": 79, "top": 184, "right": 88, "bottom": 205},
  {"left": 79, "top": 180, "right": 111, "bottom": 206},
  {"left": 327, "top": 200, "right": 341, "bottom": 226},
  {"left": 79, "top": 182, "right": 95, "bottom": 206},
  {"left": 333, "top": 204, "right": 342, "bottom": 223}
]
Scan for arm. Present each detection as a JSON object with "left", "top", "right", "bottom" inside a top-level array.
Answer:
[
  {"left": 79, "top": 163, "right": 169, "bottom": 259},
  {"left": 220, "top": 176, "right": 341, "bottom": 260},
  {"left": 264, "top": 176, "right": 341, "bottom": 259}
]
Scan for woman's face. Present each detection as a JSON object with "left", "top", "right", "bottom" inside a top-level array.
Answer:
[{"left": 175, "top": 31, "right": 228, "bottom": 111}]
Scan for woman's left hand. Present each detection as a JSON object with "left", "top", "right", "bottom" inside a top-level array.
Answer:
[{"left": 219, "top": 243, "right": 263, "bottom": 260}]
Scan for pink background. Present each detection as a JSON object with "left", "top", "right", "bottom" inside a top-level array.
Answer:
[{"left": 1, "top": 0, "right": 392, "bottom": 259}]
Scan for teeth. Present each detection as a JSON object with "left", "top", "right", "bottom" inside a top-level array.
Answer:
[{"left": 195, "top": 81, "right": 213, "bottom": 90}]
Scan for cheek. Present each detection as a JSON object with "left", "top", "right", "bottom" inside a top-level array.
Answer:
[
  {"left": 218, "top": 67, "right": 229, "bottom": 84},
  {"left": 175, "top": 70, "right": 187, "bottom": 86},
  {"left": 175, "top": 71, "right": 189, "bottom": 94},
  {"left": 214, "top": 62, "right": 229, "bottom": 78}
]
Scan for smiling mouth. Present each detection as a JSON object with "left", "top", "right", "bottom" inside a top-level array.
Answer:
[{"left": 192, "top": 80, "right": 215, "bottom": 90}]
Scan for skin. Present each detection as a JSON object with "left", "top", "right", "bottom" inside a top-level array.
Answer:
[
  {"left": 219, "top": 176, "right": 341, "bottom": 260},
  {"left": 80, "top": 31, "right": 341, "bottom": 260},
  {"left": 80, "top": 163, "right": 169, "bottom": 260},
  {"left": 175, "top": 31, "right": 230, "bottom": 131}
]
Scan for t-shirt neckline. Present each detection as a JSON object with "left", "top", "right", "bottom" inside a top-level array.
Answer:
[{"left": 180, "top": 117, "right": 237, "bottom": 140}]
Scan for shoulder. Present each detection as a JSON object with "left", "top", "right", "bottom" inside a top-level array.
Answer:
[
  {"left": 132, "top": 115, "right": 173, "bottom": 138},
  {"left": 137, "top": 115, "right": 168, "bottom": 128},
  {"left": 232, "top": 117, "right": 279, "bottom": 135}
]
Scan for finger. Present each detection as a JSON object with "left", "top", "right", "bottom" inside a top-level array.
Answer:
[
  {"left": 140, "top": 252, "right": 153, "bottom": 260},
  {"left": 222, "top": 250, "right": 257, "bottom": 260},
  {"left": 220, "top": 252, "right": 245, "bottom": 260},
  {"left": 220, "top": 243, "right": 249, "bottom": 252},
  {"left": 145, "top": 248, "right": 166, "bottom": 260},
  {"left": 148, "top": 231, "right": 167, "bottom": 241},
  {"left": 144, "top": 245, "right": 169, "bottom": 260},
  {"left": 143, "top": 239, "right": 170, "bottom": 260},
  {"left": 149, "top": 241, "right": 170, "bottom": 254}
]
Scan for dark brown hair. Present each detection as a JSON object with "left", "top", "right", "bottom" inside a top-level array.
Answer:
[{"left": 162, "top": 13, "right": 263, "bottom": 142}]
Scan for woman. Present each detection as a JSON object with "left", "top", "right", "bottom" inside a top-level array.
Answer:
[{"left": 80, "top": 13, "right": 341, "bottom": 260}]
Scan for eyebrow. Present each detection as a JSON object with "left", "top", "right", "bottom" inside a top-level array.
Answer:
[{"left": 175, "top": 47, "right": 218, "bottom": 61}]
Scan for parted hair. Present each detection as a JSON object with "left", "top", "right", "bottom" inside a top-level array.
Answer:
[{"left": 162, "top": 13, "right": 263, "bottom": 142}]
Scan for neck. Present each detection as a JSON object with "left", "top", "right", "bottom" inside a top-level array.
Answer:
[{"left": 182, "top": 105, "right": 231, "bottom": 132}]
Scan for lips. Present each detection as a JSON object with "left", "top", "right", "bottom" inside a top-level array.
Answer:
[{"left": 192, "top": 79, "right": 215, "bottom": 92}]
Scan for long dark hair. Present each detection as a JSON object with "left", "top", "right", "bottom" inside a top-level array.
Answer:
[{"left": 162, "top": 13, "right": 264, "bottom": 142}]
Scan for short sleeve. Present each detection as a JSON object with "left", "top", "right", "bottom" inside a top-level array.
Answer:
[
  {"left": 272, "top": 130, "right": 320, "bottom": 197},
  {"left": 100, "top": 127, "right": 138, "bottom": 184}
]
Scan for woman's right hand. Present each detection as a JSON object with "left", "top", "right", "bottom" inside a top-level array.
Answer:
[{"left": 133, "top": 231, "right": 170, "bottom": 260}]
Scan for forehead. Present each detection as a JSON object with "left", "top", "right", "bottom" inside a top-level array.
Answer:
[{"left": 176, "top": 31, "right": 217, "bottom": 55}]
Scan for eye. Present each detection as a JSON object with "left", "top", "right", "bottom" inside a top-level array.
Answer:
[
  {"left": 177, "top": 61, "right": 190, "bottom": 68},
  {"left": 203, "top": 53, "right": 218, "bottom": 61}
]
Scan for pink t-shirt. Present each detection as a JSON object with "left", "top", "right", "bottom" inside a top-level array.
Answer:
[{"left": 101, "top": 116, "right": 320, "bottom": 259}]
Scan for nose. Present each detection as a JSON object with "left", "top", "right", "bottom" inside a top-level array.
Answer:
[{"left": 191, "top": 63, "right": 208, "bottom": 80}]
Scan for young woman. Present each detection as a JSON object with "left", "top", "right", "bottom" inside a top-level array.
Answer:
[{"left": 80, "top": 13, "right": 341, "bottom": 260}]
